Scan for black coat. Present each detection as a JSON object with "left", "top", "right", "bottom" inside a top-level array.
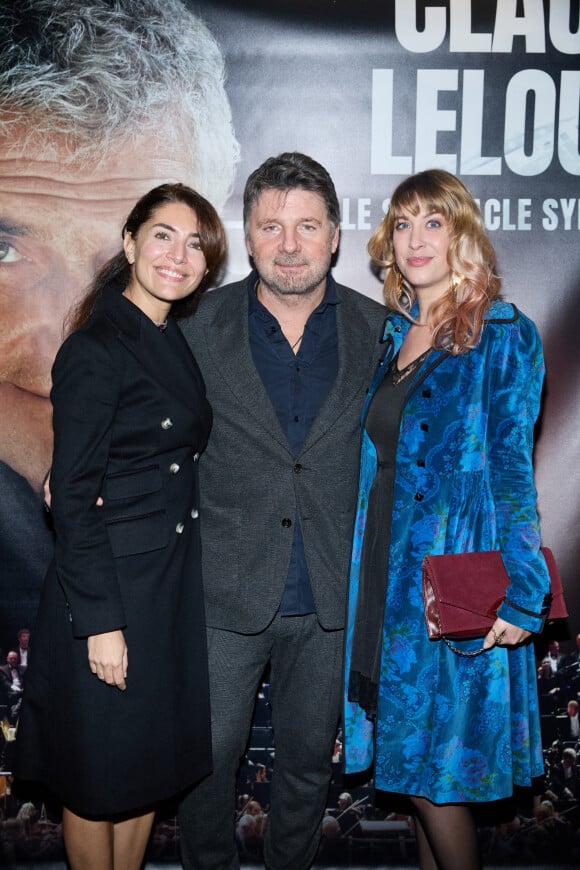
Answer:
[{"left": 15, "top": 286, "right": 212, "bottom": 816}]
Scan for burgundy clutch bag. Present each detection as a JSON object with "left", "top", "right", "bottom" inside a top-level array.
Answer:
[{"left": 422, "top": 547, "right": 567, "bottom": 642}]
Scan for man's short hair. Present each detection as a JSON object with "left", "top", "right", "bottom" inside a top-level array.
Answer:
[
  {"left": 0, "top": 0, "right": 239, "bottom": 207},
  {"left": 243, "top": 152, "right": 341, "bottom": 233}
]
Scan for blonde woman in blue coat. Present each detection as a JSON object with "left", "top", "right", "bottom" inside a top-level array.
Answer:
[{"left": 344, "top": 170, "right": 550, "bottom": 869}]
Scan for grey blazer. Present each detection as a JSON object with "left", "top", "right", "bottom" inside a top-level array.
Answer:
[{"left": 182, "top": 274, "right": 385, "bottom": 633}]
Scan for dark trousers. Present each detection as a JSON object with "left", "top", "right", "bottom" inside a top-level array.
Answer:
[{"left": 178, "top": 612, "right": 344, "bottom": 870}]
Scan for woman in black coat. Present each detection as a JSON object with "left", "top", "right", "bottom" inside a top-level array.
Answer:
[{"left": 15, "top": 183, "right": 226, "bottom": 869}]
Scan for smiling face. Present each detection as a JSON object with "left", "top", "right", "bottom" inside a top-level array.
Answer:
[
  {"left": 123, "top": 201, "right": 208, "bottom": 322},
  {"left": 392, "top": 203, "right": 452, "bottom": 302},
  {"left": 245, "top": 187, "right": 339, "bottom": 300}
]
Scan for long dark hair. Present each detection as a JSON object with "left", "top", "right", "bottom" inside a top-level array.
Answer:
[{"left": 66, "top": 183, "right": 227, "bottom": 333}]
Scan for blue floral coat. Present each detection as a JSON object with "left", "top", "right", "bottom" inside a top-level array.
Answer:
[{"left": 343, "top": 301, "right": 550, "bottom": 803}]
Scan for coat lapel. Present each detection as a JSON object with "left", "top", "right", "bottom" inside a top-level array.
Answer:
[
  {"left": 362, "top": 310, "right": 451, "bottom": 425},
  {"left": 100, "top": 289, "right": 204, "bottom": 414}
]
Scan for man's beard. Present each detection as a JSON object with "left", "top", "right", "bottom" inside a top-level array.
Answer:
[{"left": 256, "top": 254, "right": 332, "bottom": 298}]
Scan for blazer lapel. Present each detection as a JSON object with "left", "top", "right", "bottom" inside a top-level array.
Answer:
[
  {"left": 302, "top": 285, "right": 382, "bottom": 453},
  {"left": 201, "top": 284, "right": 292, "bottom": 452}
]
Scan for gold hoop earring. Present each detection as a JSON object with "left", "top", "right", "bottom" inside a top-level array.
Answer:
[
  {"left": 394, "top": 266, "right": 404, "bottom": 298},
  {"left": 450, "top": 272, "right": 465, "bottom": 293}
]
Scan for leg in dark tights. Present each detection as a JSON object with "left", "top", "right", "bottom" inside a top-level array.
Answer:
[{"left": 410, "top": 796, "right": 481, "bottom": 870}]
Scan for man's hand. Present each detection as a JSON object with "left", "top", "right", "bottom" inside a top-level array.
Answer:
[
  {"left": 43, "top": 471, "right": 104, "bottom": 511},
  {"left": 43, "top": 471, "right": 52, "bottom": 510}
]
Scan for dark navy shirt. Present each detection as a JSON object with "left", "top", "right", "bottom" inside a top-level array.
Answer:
[{"left": 248, "top": 272, "right": 340, "bottom": 615}]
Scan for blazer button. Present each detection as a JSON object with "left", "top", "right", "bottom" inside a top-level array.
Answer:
[
  {"left": 161, "top": 417, "right": 173, "bottom": 429},
  {"left": 414, "top": 492, "right": 424, "bottom": 502},
  {"left": 417, "top": 459, "right": 425, "bottom": 467},
  {"left": 281, "top": 518, "right": 292, "bottom": 528},
  {"left": 420, "top": 422, "right": 429, "bottom": 431},
  {"left": 293, "top": 463, "right": 302, "bottom": 474},
  {"left": 176, "top": 522, "right": 185, "bottom": 534},
  {"left": 169, "top": 463, "right": 180, "bottom": 474},
  {"left": 193, "top": 452, "right": 200, "bottom": 462},
  {"left": 422, "top": 388, "right": 432, "bottom": 398},
  {"left": 191, "top": 508, "right": 199, "bottom": 519}
]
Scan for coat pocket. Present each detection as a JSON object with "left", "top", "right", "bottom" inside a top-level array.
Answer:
[
  {"left": 105, "top": 509, "right": 169, "bottom": 558},
  {"left": 103, "top": 466, "right": 168, "bottom": 556},
  {"left": 105, "top": 465, "right": 161, "bottom": 500}
]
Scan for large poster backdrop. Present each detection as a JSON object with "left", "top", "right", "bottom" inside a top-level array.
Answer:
[
  {"left": 0, "top": 0, "right": 579, "bottom": 864},
  {"left": 208, "top": 0, "right": 580, "bottom": 622}
]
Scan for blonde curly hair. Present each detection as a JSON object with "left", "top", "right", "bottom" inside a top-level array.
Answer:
[{"left": 369, "top": 169, "right": 500, "bottom": 354}]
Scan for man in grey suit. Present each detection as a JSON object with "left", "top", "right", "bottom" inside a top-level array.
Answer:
[{"left": 179, "top": 152, "right": 385, "bottom": 870}]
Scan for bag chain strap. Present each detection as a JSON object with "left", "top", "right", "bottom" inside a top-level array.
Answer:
[{"left": 436, "top": 613, "right": 487, "bottom": 658}]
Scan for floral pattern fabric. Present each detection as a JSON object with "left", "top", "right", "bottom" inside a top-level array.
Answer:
[{"left": 343, "top": 301, "right": 550, "bottom": 803}]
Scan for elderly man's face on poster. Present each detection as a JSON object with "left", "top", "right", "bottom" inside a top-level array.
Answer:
[
  {"left": 0, "top": 0, "right": 238, "bottom": 497},
  {"left": 0, "top": 126, "right": 195, "bottom": 491}
]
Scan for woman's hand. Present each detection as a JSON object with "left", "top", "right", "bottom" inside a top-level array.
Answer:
[
  {"left": 483, "top": 616, "right": 531, "bottom": 650},
  {"left": 87, "top": 630, "right": 128, "bottom": 690}
]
